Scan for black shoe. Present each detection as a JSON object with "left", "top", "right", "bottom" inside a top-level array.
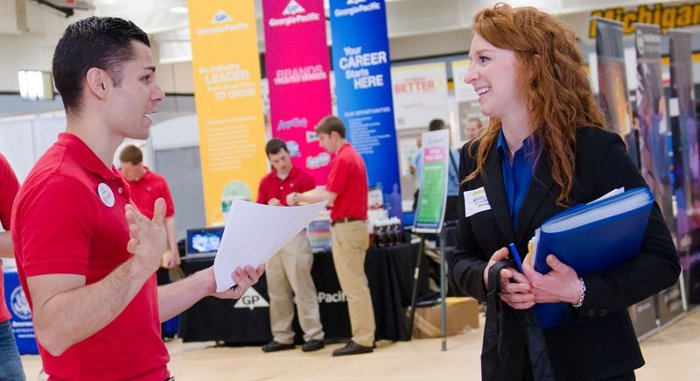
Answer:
[
  {"left": 332, "top": 341, "right": 373, "bottom": 356},
  {"left": 302, "top": 339, "right": 325, "bottom": 352},
  {"left": 262, "top": 340, "right": 295, "bottom": 353}
]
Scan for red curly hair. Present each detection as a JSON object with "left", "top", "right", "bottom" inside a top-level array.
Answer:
[{"left": 466, "top": 3, "right": 608, "bottom": 205}]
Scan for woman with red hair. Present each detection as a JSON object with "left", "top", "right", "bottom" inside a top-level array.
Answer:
[{"left": 450, "top": 4, "right": 679, "bottom": 380}]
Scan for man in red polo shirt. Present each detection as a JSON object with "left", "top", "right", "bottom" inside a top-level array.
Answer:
[
  {"left": 120, "top": 144, "right": 180, "bottom": 339},
  {"left": 11, "top": 17, "right": 262, "bottom": 380},
  {"left": 257, "top": 138, "right": 324, "bottom": 353},
  {"left": 0, "top": 154, "right": 26, "bottom": 381},
  {"left": 120, "top": 145, "right": 179, "bottom": 271},
  {"left": 287, "top": 116, "right": 374, "bottom": 356}
]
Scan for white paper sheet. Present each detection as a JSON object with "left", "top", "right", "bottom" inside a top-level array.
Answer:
[{"left": 213, "top": 199, "right": 328, "bottom": 292}]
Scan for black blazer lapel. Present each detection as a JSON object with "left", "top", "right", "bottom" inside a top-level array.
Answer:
[
  {"left": 515, "top": 156, "right": 555, "bottom": 246},
  {"left": 482, "top": 149, "right": 515, "bottom": 243}
]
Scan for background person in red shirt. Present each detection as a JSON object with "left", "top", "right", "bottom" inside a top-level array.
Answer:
[
  {"left": 11, "top": 17, "right": 262, "bottom": 380},
  {"left": 119, "top": 144, "right": 180, "bottom": 339},
  {"left": 287, "top": 116, "right": 374, "bottom": 356},
  {"left": 120, "top": 144, "right": 179, "bottom": 271},
  {"left": 257, "top": 138, "right": 324, "bottom": 353},
  {"left": 0, "top": 154, "right": 26, "bottom": 381}
]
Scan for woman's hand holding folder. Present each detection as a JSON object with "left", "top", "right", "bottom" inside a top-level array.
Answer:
[{"left": 522, "top": 253, "right": 582, "bottom": 305}]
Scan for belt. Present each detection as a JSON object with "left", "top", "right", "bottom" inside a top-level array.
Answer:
[{"left": 331, "top": 217, "right": 364, "bottom": 226}]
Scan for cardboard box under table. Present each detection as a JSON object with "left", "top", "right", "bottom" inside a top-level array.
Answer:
[{"left": 413, "top": 297, "right": 479, "bottom": 339}]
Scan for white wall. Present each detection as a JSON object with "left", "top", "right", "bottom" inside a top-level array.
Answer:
[
  {"left": 0, "top": 32, "right": 53, "bottom": 91},
  {"left": 0, "top": 111, "right": 64, "bottom": 181},
  {"left": 0, "top": 110, "right": 200, "bottom": 182}
]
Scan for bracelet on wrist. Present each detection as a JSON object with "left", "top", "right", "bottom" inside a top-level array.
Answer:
[{"left": 572, "top": 277, "right": 586, "bottom": 308}]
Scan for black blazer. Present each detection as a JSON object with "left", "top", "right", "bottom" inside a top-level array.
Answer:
[{"left": 449, "top": 127, "right": 680, "bottom": 380}]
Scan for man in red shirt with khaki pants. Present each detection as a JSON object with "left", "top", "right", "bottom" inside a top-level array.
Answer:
[
  {"left": 258, "top": 138, "right": 324, "bottom": 353},
  {"left": 287, "top": 116, "right": 374, "bottom": 356}
]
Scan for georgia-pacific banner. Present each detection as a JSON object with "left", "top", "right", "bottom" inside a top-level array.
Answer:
[
  {"left": 187, "top": 0, "right": 268, "bottom": 225},
  {"left": 329, "top": 0, "right": 403, "bottom": 219},
  {"left": 262, "top": 0, "right": 332, "bottom": 185}
]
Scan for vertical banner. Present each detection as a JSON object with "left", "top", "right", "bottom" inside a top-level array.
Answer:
[
  {"left": 413, "top": 129, "right": 450, "bottom": 233},
  {"left": 635, "top": 24, "right": 683, "bottom": 327},
  {"left": 596, "top": 18, "right": 656, "bottom": 336},
  {"left": 452, "top": 59, "right": 486, "bottom": 145},
  {"left": 187, "top": 0, "right": 268, "bottom": 226},
  {"left": 595, "top": 18, "right": 640, "bottom": 167},
  {"left": 262, "top": 0, "right": 332, "bottom": 185},
  {"left": 669, "top": 30, "right": 700, "bottom": 304},
  {"left": 391, "top": 62, "right": 449, "bottom": 130},
  {"left": 329, "top": 0, "right": 403, "bottom": 219},
  {"left": 635, "top": 24, "right": 676, "bottom": 245}
]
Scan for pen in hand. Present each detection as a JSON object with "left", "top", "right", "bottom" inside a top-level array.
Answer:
[{"left": 508, "top": 242, "right": 523, "bottom": 272}]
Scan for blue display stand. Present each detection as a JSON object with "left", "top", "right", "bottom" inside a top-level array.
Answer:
[{"left": 3, "top": 269, "right": 39, "bottom": 354}]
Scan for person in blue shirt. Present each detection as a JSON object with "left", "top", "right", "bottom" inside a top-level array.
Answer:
[{"left": 449, "top": 4, "right": 678, "bottom": 380}]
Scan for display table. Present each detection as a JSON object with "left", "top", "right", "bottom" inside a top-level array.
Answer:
[{"left": 179, "top": 242, "right": 430, "bottom": 344}]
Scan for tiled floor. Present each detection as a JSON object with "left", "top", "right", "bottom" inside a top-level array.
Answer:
[{"left": 20, "top": 307, "right": 700, "bottom": 380}]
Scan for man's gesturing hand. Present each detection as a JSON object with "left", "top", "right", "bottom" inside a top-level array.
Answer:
[{"left": 126, "top": 198, "right": 168, "bottom": 273}]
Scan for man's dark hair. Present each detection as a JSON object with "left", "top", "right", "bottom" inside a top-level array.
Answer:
[
  {"left": 119, "top": 144, "right": 143, "bottom": 165},
  {"left": 428, "top": 118, "right": 446, "bottom": 131},
  {"left": 52, "top": 16, "right": 150, "bottom": 114},
  {"left": 265, "top": 138, "right": 288, "bottom": 156},
  {"left": 315, "top": 115, "right": 346, "bottom": 138}
]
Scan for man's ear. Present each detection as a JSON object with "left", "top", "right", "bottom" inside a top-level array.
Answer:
[{"left": 85, "top": 68, "right": 108, "bottom": 99}]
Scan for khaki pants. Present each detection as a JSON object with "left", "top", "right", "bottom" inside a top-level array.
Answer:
[
  {"left": 331, "top": 220, "right": 374, "bottom": 347},
  {"left": 266, "top": 230, "right": 324, "bottom": 343}
]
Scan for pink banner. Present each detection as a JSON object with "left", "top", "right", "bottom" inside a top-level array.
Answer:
[{"left": 262, "top": 0, "right": 332, "bottom": 185}]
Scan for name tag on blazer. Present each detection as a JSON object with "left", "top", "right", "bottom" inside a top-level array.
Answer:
[{"left": 464, "top": 187, "right": 491, "bottom": 217}]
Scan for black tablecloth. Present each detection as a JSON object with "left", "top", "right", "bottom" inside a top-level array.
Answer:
[{"left": 178, "top": 242, "right": 430, "bottom": 344}]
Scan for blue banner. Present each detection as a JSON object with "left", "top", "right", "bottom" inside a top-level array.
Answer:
[
  {"left": 329, "top": 0, "right": 402, "bottom": 219},
  {"left": 3, "top": 270, "right": 38, "bottom": 354}
]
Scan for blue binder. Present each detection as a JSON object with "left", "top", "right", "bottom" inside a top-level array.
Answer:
[{"left": 532, "top": 187, "right": 654, "bottom": 330}]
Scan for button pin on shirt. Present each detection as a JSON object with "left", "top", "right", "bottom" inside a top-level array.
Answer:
[{"left": 97, "top": 183, "right": 115, "bottom": 207}]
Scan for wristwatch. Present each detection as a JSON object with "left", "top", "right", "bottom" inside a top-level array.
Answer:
[{"left": 292, "top": 192, "right": 299, "bottom": 205}]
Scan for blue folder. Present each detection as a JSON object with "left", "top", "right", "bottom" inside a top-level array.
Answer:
[{"left": 532, "top": 187, "right": 654, "bottom": 330}]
